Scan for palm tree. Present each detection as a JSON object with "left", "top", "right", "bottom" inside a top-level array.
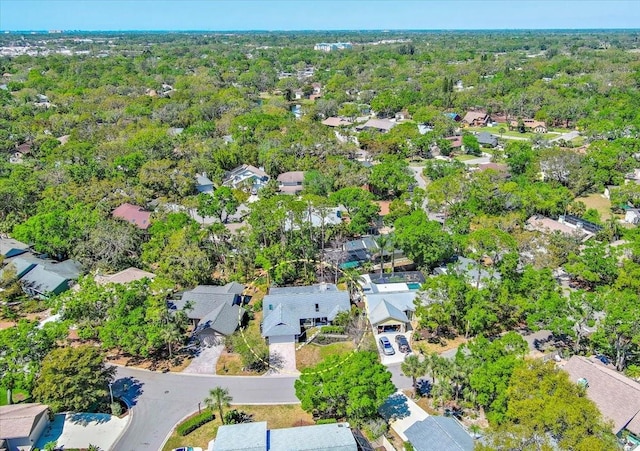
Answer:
[
  {"left": 339, "top": 267, "right": 365, "bottom": 301},
  {"left": 401, "top": 354, "right": 425, "bottom": 397},
  {"left": 376, "top": 234, "right": 390, "bottom": 275},
  {"left": 205, "top": 386, "right": 233, "bottom": 424},
  {"left": 160, "top": 324, "right": 183, "bottom": 359}
]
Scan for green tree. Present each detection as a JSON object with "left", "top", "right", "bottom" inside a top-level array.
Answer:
[
  {"left": 205, "top": 386, "right": 233, "bottom": 424},
  {"left": 369, "top": 156, "right": 414, "bottom": 199},
  {"left": 394, "top": 210, "right": 454, "bottom": 269},
  {"left": 295, "top": 352, "right": 395, "bottom": 425},
  {"left": 329, "top": 188, "right": 380, "bottom": 236},
  {"left": 33, "top": 346, "right": 116, "bottom": 413},
  {"left": 462, "top": 134, "right": 481, "bottom": 156},
  {"left": 401, "top": 354, "right": 425, "bottom": 397}
]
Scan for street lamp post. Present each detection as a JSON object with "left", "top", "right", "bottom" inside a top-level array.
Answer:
[{"left": 108, "top": 383, "right": 114, "bottom": 404}]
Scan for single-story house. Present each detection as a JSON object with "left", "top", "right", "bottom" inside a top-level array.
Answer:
[
  {"left": 0, "top": 403, "right": 50, "bottom": 451},
  {"left": 405, "top": 417, "right": 474, "bottom": 451},
  {"left": 509, "top": 118, "right": 548, "bottom": 134},
  {"left": 95, "top": 267, "right": 156, "bottom": 285},
  {"left": 212, "top": 421, "right": 359, "bottom": 451},
  {"left": 321, "top": 117, "right": 353, "bottom": 127},
  {"left": 462, "top": 111, "right": 491, "bottom": 127},
  {"left": 525, "top": 215, "right": 597, "bottom": 242},
  {"left": 356, "top": 118, "right": 397, "bottom": 133},
  {"left": 444, "top": 135, "right": 463, "bottom": 150},
  {"left": 261, "top": 284, "right": 350, "bottom": 344},
  {"left": 433, "top": 256, "right": 501, "bottom": 289},
  {"left": 366, "top": 291, "right": 417, "bottom": 333},
  {"left": 112, "top": 203, "right": 152, "bottom": 230},
  {"left": 476, "top": 132, "right": 498, "bottom": 148},
  {"left": 171, "top": 282, "right": 247, "bottom": 345},
  {"left": 1, "top": 256, "right": 81, "bottom": 299},
  {"left": 563, "top": 355, "right": 640, "bottom": 438},
  {"left": 277, "top": 171, "right": 305, "bottom": 195},
  {"left": 0, "top": 237, "right": 29, "bottom": 259},
  {"left": 222, "top": 164, "right": 270, "bottom": 194},
  {"left": 195, "top": 173, "right": 214, "bottom": 194}
]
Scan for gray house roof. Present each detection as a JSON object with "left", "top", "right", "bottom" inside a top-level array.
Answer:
[
  {"left": 19, "top": 265, "right": 70, "bottom": 297},
  {"left": 0, "top": 258, "right": 36, "bottom": 280},
  {"left": 367, "top": 292, "right": 416, "bottom": 316},
  {"left": 262, "top": 285, "right": 350, "bottom": 338},
  {"left": 0, "top": 237, "right": 29, "bottom": 258},
  {"left": 269, "top": 283, "right": 339, "bottom": 295},
  {"left": 405, "top": 417, "right": 474, "bottom": 451},
  {"left": 476, "top": 132, "right": 498, "bottom": 147},
  {"left": 3, "top": 256, "right": 80, "bottom": 298},
  {"left": 212, "top": 421, "right": 357, "bottom": 451},
  {"left": 369, "top": 299, "right": 409, "bottom": 326}
]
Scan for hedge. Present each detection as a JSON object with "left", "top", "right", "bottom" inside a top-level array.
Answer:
[
  {"left": 177, "top": 411, "right": 215, "bottom": 436},
  {"left": 320, "top": 325, "right": 345, "bottom": 334},
  {"left": 316, "top": 418, "right": 338, "bottom": 424}
]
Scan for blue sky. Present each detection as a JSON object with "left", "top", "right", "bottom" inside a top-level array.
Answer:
[{"left": 1, "top": 1, "right": 639, "bottom": 31}]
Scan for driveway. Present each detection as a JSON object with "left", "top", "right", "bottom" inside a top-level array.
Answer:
[
  {"left": 375, "top": 331, "right": 413, "bottom": 366},
  {"left": 35, "top": 412, "right": 128, "bottom": 450},
  {"left": 268, "top": 341, "right": 299, "bottom": 375},
  {"left": 112, "top": 366, "right": 298, "bottom": 451},
  {"left": 182, "top": 343, "right": 224, "bottom": 375},
  {"left": 409, "top": 166, "right": 427, "bottom": 190},
  {"left": 379, "top": 392, "right": 429, "bottom": 440}
]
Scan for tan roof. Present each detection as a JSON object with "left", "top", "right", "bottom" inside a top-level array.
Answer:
[
  {"left": 563, "top": 356, "right": 640, "bottom": 434},
  {"left": 525, "top": 216, "right": 580, "bottom": 236},
  {"left": 322, "top": 117, "right": 352, "bottom": 127},
  {"left": 510, "top": 118, "right": 547, "bottom": 129},
  {"left": 462, "top": 111, "right": 489, "bottom": 123},
  {"left": 477, "top": 163, "right": 509, "bottom": 172},
  {"left": 277, "top": 171, "right": 305, "bottom": 184},
  {"left": 96, "top": 267, "right": 156, "bottom": 285},
  {"left": 0, "top": 403, "right": 48, "bottom": 439}
]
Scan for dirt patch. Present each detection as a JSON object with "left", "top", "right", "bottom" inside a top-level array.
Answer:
[
  {"left": 216, "top": 351, "right": 261, "bottom": 375},
  {"left": 413, "top": 335, "right": 468, "bottom": 355},
  {"left": 106, "top": 350, "right": 192, "bottom": 373}
]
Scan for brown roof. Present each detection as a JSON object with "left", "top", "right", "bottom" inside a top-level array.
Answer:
[
  {"left": 96, "top": 267, "right": 156, "bottom": 285},
  {"left": 509, "top": 118, "right": 547, "bottom": 129},
  {"left": 462, "top": 111, "right": 489, "bottom": 123},
  {"left": 322, "top": 117, "right": 352, "bottom": 127},
  {"left": 563, "top": 356, "right": 640, "bottom": 434},
  {"left": 277, "top": 171, "right": 305, "bottom": 184},
  {"left": 16, "top": 143, "right": 32, "bottom": 154},
  {"left": 112, "top": 203, "right": 152, "bottom": 230},
  {"left": 444, "top": 136, "right": 463, "bottom": 148},
  {"left": 374, "top": 200, "right": 391, "bottom": 216},
  {"left": 0, "top": 403, "right": 48, "bottom": 439},
  {"left": 525, "top": 216, "right": 580, "bottom": 236}
]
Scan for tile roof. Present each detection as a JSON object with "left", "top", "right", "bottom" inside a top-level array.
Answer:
[
  {"left": 0, "top": 403, "right": 49, "bottom": 440},
  {"left": 112, "top": 203, "right": 152, "bottom": 229},
  {"left": 405, "top": 416, "right": 474, "bottom": 451},
  {"left": 563, "top": 356, "right": 640, "bottom": 435}
]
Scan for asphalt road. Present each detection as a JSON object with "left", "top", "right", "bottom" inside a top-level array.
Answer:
[
  {"left": 409, "top": 166, "right": 427, "bottom": 190},
  {"left": 111, "top": 366, "right": 298, "bottom": 451}
]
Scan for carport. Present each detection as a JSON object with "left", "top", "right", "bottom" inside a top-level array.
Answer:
[{"left": 369, "top": 299, "right": 409, "bottom": 334}]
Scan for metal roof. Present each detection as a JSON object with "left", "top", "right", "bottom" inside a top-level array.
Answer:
[
  {"left": 405, "top": 417, "right": 474, "bottom": 451},
  {"left": 213, "top": 421, "right": 267, "bottom": 451}
]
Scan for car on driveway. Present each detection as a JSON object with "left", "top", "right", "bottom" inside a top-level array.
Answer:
[
  {"left": 173, "top": 447, "right": 203, "bottom": 451},
  {"left": 378, "top": 336, "right": 395, "bottom": 355},
  {"left": 395, "top": 334, "right": 411, "bottom": 353}
]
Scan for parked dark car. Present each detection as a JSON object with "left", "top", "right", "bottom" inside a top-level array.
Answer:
[
  {"left": 378, "top": 336, "right": 395, "bottom": 355},
  {"left": 395, "top": 334, "right": 411, "bottom": 353}
]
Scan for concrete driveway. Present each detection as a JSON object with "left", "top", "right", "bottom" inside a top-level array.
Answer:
[
  {"left": 35, "top": 412, "right": 128, "bottom": 450},
  {"left": 268, "top": 341, "right": 299, "bottom": 375},
  {"left": 376, "top": 331, "right": 413, "bottom": 366},
  {"left": 380, "top": 392, "right": 429, "bottom": 440},
  {"left": 112, "top": 366, "right": 298, "bottom": 451},
  {"left": 182, "top": 343, "right": 224, "bottom": 374}
]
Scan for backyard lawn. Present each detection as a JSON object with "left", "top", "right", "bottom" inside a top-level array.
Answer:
[
  {"left": 296, "top": 341, "right": 355, "bottom": 371},
  {"left": 575, "top": 193, "right": 613, "bottom": 220},
  {"left": 162, "top": 404, "right": 313, "bottom": 451},
  {"left": 0, "top": 387, "right": 30, "bottom": 406}
]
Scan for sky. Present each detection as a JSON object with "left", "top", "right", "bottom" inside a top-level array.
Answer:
[{"left": 1, "top": 1, "right": 639, "bottom": 31}]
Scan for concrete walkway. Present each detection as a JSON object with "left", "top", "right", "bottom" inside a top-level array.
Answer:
[
  {"left": 35, "top": 412, "right": 128, "bottom": 450},
  {"left": 182, "top": 344, "right": 224, "bottom": 374},
  {"left": 268, "top": 341, "right": 299, "bottom": 375}
]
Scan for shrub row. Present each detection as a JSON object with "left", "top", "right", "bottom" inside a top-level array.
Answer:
[
  {"left": 177, "top": 411, "right": 215, "bottom": 436},
  {"left": 320, "top": 325, "right": 345, "bottom": 334}
]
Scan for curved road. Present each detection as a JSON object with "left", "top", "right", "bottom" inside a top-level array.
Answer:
[{"left": 112, "top": 367, "right": 298, "bottom": 451}]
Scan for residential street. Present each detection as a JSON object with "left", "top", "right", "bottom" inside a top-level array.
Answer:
[
  {"left": 111, "top": 366, "right": 299, "bottom": 451},
  {"left": 409, "top": 166, "right": 427, "bottom": 189}
]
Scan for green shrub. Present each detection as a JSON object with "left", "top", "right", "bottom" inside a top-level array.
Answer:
[
  {"left": 320, "top": 325, "right": 345, "bottom": 334},
  {"left": 110, "top": 401, "right": 122, "bottom": 416},
  {"left": 316, "top": 418, "right": 338, "bottom": 424},
  {"left": 176, "top": 411, "right": 215, "bottom": 436}
]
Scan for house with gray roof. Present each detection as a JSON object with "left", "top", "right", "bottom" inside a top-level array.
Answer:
[
  {"left": 476, "top": 132, "right": 498, "bottom": 148},
  {"left": 1, "top": 255, "right": 81, "bottom": 299},
  {"left": 171, "top": 282, "right": 247, "bottom": 345},
  {"left": 262, "top": 284, "right": 350, "bottom": 344},
  {"left": 404, "top": 416, "right": 474, "bottom": 451},
  {"left": 212, "top": 421, "right": 358, "bottom": 451},
  {"left": 195, "top": 172, "right": 214, "bottom": 194},
  {"left": 0, "top": 237, "right": 29, "bottom": 259},
  {"left": 223, "top": 164, "right": 270, "bottom": 194},
  {"left": 366, "top": 292, "right": 417, "bottom": 333},
  {"left": 0, "top": 403, "right": 50, "bottom": 451},
  {"left": 433, "top": 256, "right": 501, "bottom": 289}
]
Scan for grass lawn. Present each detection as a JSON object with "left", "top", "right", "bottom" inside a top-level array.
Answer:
[
  {"left": 413, "top": 335, "right": 468, "bottom": 355},
  {"left": 575, "top": 193, "right": 613, "bottom": 220},
  {"left": 296, "top": 341, "right": 355, "bottom": 371},
  {"left": 0, "top": 387, "right": 30, "bottom": 406},
  {"left": 162, "top": 404, "right": 313, "bottom": 451},
  {"left": 454, "top": 154, "right": 478, "bottom": 161},
  {"left": 467, "top": 126, "right": 557, "bottom": 140}
]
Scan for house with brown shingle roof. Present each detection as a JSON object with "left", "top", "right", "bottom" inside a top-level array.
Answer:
[
  {"left": 95, "top": 267, "right": 156, "bottom": 285},
  {"left": 277, "top": 171, "right": 305, "bottom": 195},
  {"left": 0, "top": 403, "right": 50, "bottom": 450},
  {"left": 112, "top": 203, "right": 152, "bottom": 230},
  {"left": 462, "top": 111, "right": 491, "bottom": 127},
  {"left": 563, "top": 356, "right": 640, "bottom": 437}
]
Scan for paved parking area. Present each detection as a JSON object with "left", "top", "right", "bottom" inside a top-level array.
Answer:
[
  {"left": 375, "top": 331, "right": 414, "bottom": 365},
  {"left": 36, "top": 412, "right": 128, "bottom": 450},
  {"left": 182, "top": 343, "right": 224, "bottom": 374},
  {"left": 268, "top": 341, "right": 299, "bottom": 375}
]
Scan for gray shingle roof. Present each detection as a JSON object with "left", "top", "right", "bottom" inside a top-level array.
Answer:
[
  {"left": 0, "top": 237, "right": 29, "bottom": 258},
  {"left": 213, "top": 421, "right": 267, "bottom": 451},
  {"left": 369, "top": 299, "right": 409, "bottom": 326},
  {"left": 19, "top": 265, "right": 69, "bottom": 296},
  {"left": 195, "top": 303, "right": 244, "bottom": 336},
  {"left": 269, "top": 283, "right": 338, "bottom": 295},
  {"left": 262, "top": 287, "right": 350, "bottom": 338},
  {"left": 405, "top": 417, "right": 474, "bottom": 451},
  {"left": 0, "top": 258, "right": 36, "bottom": 280},
  {"left": 173, "top": 283, "right": 245, "bottom": 320}
]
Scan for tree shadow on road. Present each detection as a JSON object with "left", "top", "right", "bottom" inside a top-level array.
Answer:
[
  {"left": 378, "top": 392, "right": 411, "bottom": 421},
  {"left": 112, "top": 376, "right": 144, "bottom": 406}
]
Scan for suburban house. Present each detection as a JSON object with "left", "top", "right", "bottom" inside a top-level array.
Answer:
[
  {"left": 171, "top": 282, "right": 247, "bottom": 345},
  {"left": 112, "top": 203, "right": 152, "bottom": 230},
  {"left": 261, "top": 284, "right": 350, "bottom": 344},
  {"left": 444, "top": 112, "right": 462, "bottom": 122},
  {"left": 10, "top": 142, "right": 32, "bottom": 164},
  {"left": 509, "top": 118, "right": 548, "bottom": 133},
  {"left": 95, "top": 267, "right": 156, "bottom": 285},
  {"left": 525, "top": 215, "right": 601, "bottom": 241},
  {"left": 361, "top": 272, "right": 424, "bottom": 333},
  {"left": 0, "top": 237, "right": 29, "bottom": 259},
  {"left": 222, "top": 164, "right": 270, "bottom": 194},
  {"left": 404, "top": 417, "right": 474, "bottom": 451},
  {"left": 195, "top": 173, "right": 214, "bottom": 194},
  {"left": 0, "top": 403, "right": 50, "bottom": 451},
  {"left": 476, "top": 132, "right": 498, "bottom": 148},
  {"left": 444, "top": 135, "right": 463, "bottom": 151},
  {"left": 563, "top": 355, "right": 640, "bottom": 443},
  {"left": 1, "top": 255, "right": 81, "bottom": 299},
  {"left": 277, "top": 171, "right": 305, "bottom": 195},
  {"left": 283, "top": 206, "right": 343, "bottom": 232},
  {"left": 212, "top": 421, "right": 360, "bottom": 451},
  {"left": 321, "top": 117, "right": 353, "bottom": 127},
  {"left": 356, "top": 118, "right": 397, "bottom": 133},
  {"left": 462, "top": 111, "right": 491, "bottom": 127},
  {"left": 433, "top": 256, "right": 501, "bottom": 289}
]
